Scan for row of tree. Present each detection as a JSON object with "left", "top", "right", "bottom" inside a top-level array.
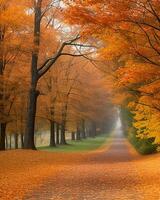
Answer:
[
  {"left": 63, "top": 0, "right": 160, "bottom": 147},
  {"left": 0, "top": 0, "right": 116, "bottom": 150}
]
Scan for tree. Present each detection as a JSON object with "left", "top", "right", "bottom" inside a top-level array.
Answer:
[
  {"left": 64, "top": 0, "right": 160, "bottom": 65},
  {"left": 63, "top": 0, "right": 160, "bottom": 148},
  {"left": 24, "top": 0, "right": 90, "bottom": 149},
  {"left": 0, "top": 0, "right": 29, "bottom": 150}
]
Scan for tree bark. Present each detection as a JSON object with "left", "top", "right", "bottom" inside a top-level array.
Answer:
[
  {"left": 5, "top": 134, "right": 8, "bottom": 149},
  {"left": 88, "top": 121, "right": 97, "bottom": 138},
  {"left": 50, "top": 121, "right": 56, "bottom": 147},
  {"left": 21, "top": 134, "right": 24, "bottom": 149},
  {"left": 88, "top": 128, "right": 92, "bottom": 137},
  {"left": 71, "top": 132, "right": 76, "bottom": 140},
  {"left": 60, "top": 122, "right": 67, "bottom": 145},
  {"left": 92, "top": 121, "right": 96, "bottom": 137},
  {"left": 76, "top": 126, "right": 81, "bottom": 140},
  {"left": 0, "top": 21, "right": 6, "bottom": 151},
  {"left": 0, "top": 65, "right": 6, "bottom": 150},
  {"left": 9, "top": 134, "right": 12, "bottom": 149},
  {"left": 24, "top": 1, "right": 41, "bottom": 150},
  {"left": 81, "top": 119, "right": 86, "bottom": 139},
  {"left": 14, "top": 133, "right": 18, "bottom": 149},
  {"left": 24, "top": 87, "right": 39, "bottom": 149},
  {"left": 56, "top": 123, "right": 60, "bottom": 145},
  {"left": 0, "top": 123, "right": 6, "bottom": 150}
]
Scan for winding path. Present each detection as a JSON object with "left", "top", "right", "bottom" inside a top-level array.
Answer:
[{"left": 24, "top": 129, "right": 160, "bottom": 200}]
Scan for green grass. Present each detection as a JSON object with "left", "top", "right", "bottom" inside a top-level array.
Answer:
[{"left": 38, "top": 134, "right": 111, "bottom": 153}]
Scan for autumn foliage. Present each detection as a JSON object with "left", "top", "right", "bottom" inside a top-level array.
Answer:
[
  {"left": 0, "top": 0, "right": 160, "bottom": 151},
  {"left": 63, "top": 0, "right": 160, "bottom": 148},
  {"left": 0, "top": 0, "right": 117, "bottom": 150}
]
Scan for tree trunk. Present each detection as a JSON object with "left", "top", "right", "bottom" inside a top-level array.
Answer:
[
  {"left": 60, "top": 122, "right": 67, "bottom": 145},
  {"left": 0, "top": 123, "right": 6, "bottom": 150},
  {"left": 14, "top": 133, "right": 18, "bottom": 149},
  {"left": 92, "top": 121, "right": 96, "bottom": 137},
  {"left": 24, "top": 1, "right": 41, "bottom": 150},
  {"left": 21, "top": 134, "right": 24, "bottom": 149},
  {"left": 0, "top": 22, "right": 6, "bottom": 151},
  {"left": 0, "top": 65, "right": 6, "bottom": 150},
  {"left": 50, "top": 121, "right": 56, "bottom": 147},
  {"left": 76, "top": 126, "right": 81, "bottom": 140},
  {"left": 5, "top": 134, "right": 8, "bottom": 149},
  {"left": 9, "top": 134, "right": 12, "bottom": 149},
  {"left": 56, "top": 123, "right": 59, "bottom": 145},
  {"left": 81, "top": 119, "right": 86, "bottom": 139},
  {"left": 88, "top": 128, "right": 92, "bottom": 137},
  {"left": 24, "top": 87, "right": 39, "bottom": 149},
  {"left": 71, "top": 132, "right": 76, "bottom": 140}
]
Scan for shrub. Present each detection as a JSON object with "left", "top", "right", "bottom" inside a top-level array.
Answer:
[{"left": 121, "top": 107, "right": 157, "bottom": 155}]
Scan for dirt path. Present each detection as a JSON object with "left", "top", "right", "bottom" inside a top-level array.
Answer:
[{"left": 24, "top": 131, "right": 160, "bottom": 200}]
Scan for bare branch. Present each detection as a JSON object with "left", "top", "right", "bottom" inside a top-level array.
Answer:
[{"left": 37, "top": 35, "right": 83, "bottom": 78}]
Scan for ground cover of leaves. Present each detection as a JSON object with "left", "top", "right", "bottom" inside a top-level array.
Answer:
[{"left": 0, "top": 136, "right": 160, "bottom": 200}]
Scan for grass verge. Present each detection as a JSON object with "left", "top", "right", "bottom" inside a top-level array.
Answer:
[{"left": 38, "top": 133, "right": 111, "bottom": 153}]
